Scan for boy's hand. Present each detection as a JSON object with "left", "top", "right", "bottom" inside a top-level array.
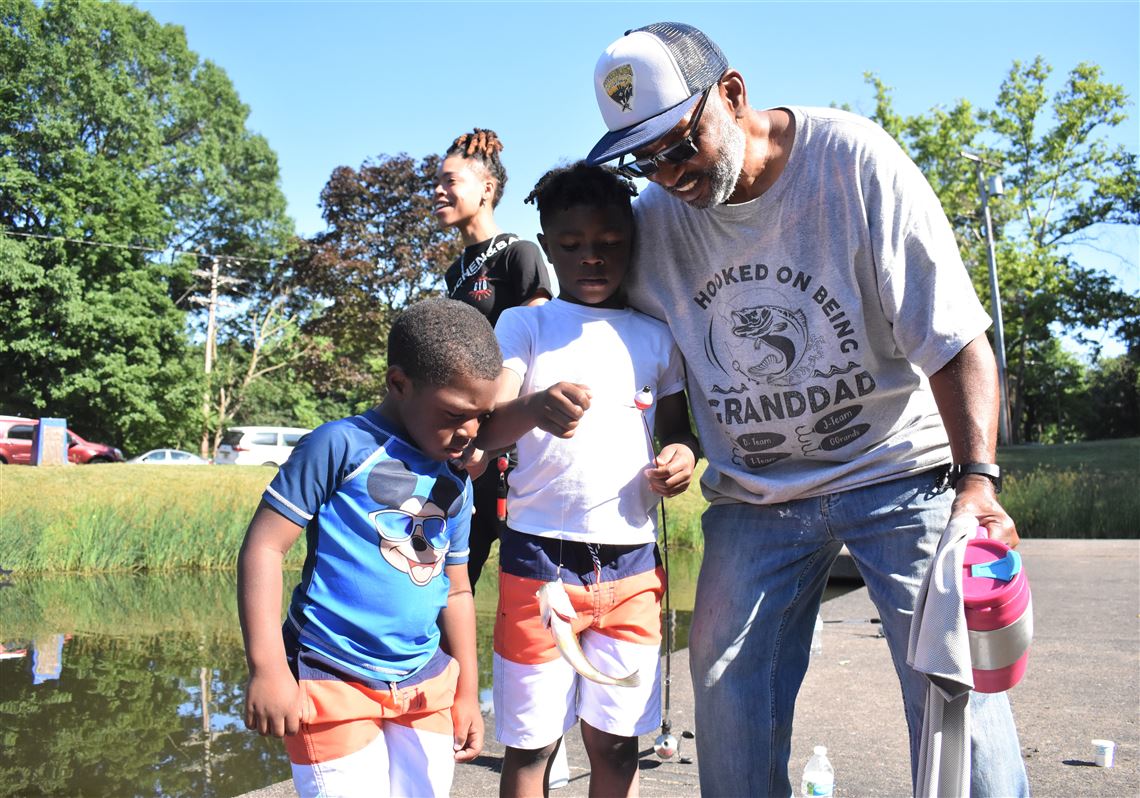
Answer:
[
  {"left": 458, "top": 446, "right": 490, "bottom": 480},
  {"left": 244, "top": 664, "right": 307, "bottom": 738},
  {"left": 644, "top": 442, "right": 697, "bottom": 498},
  {"left": 532, "top": 382, "right": 591, "bottom": 438},
  {"left": 451, "top": 695, "right": 484, "bottom": 762}
]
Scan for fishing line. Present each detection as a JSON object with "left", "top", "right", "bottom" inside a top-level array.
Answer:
[{"left": 633, "top": 387, "right": 682, "bottom": 761}]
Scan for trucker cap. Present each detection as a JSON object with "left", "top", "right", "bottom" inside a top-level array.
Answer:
[{"left": 586, "top": 22, "right": 728, "bottom": 166}]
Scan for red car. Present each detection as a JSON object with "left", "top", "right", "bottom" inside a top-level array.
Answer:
[{"left": 0, "top": 415, "right": 125, "bottom": 465}]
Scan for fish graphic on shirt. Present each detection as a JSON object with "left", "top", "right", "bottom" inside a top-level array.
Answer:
[{"left": 730, "top": 305, "right": 810, "bottom": 381}]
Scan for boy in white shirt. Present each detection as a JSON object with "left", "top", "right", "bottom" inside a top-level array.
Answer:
[{"left": 478, "top": 162, "right": 699, "bottom": 797}]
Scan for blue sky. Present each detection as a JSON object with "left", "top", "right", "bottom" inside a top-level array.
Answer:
[{"left": 134, "top": 0, "right": 1138, "bottom": 349}]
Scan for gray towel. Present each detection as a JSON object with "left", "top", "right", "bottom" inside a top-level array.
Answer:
[{"left": 907, "top": 515, "right": 976, "bottom": 798}]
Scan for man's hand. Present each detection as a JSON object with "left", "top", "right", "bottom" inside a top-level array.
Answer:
[
  {"left": 244, "top": 664, "right": 307, "bottom": 738},
  {"left": 951, "top": 474, "right": 1019, "bottom": 548},
  {"left": 451, "top": 695, "right": 484, "bottom": 762},
  {"left": 929, "top": 336, "right": 1019, "bottom": 549}
]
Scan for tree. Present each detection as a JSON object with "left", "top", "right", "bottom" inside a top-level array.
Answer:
[
  {"left": 0, "top": 230, "right": 202, "bottom": 453},
  {"left": 1082, "top": 350, "right": 1140, "bottom": 440},
  {"left": 197, "top": 262, "right": 328, "bottom": 455},
  {"left": 0, "top": 0, "right": 293, "bottom": 453},
  {"left": 863, "top": 58, "right": 1139, "bottom": 442},
  {"left": 293, "top": 153, "right": 461, "bottom": 408}
]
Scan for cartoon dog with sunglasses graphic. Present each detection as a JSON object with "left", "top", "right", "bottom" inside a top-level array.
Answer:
[{"left": 365, "top": 458, "right": 465, "bottom": 587}]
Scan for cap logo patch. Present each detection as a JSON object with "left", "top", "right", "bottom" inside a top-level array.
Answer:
[{"left": 604, "top": 64, "right": 634, "bottom": 112}]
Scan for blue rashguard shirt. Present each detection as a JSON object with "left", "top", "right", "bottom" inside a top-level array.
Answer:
[{"left": 262, "top": 408, "right": 472, "bottom": 683}]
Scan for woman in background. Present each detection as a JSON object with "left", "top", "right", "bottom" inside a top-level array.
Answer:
[{"left": 434, "top": 127, "right": 552, "bottom": 590}]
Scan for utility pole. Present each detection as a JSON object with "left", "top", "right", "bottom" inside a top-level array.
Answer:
[
  {"left": 190, "top": 256, "right": 244, "bottom": 459},
  {"left": 961, "top": 151, "right": 1012, "bottom": 446}
]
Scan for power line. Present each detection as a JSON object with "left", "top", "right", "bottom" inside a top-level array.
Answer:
[{"left": 1, "top": 229, "right": 276, "bottom": 264}]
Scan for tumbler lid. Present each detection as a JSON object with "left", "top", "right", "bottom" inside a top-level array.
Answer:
[{"left": 970, "top": 550, "right": 1022, "bottom": 582}]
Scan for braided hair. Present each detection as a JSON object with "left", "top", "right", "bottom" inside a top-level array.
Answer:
[
  {"left": 445, "top": 128, "right": 508, "bottom": 208},
  {"left": 524, "top": 161, "right": 638, "bottom": 227}
]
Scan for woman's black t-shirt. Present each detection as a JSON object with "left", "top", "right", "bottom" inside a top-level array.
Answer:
[{"left": 444, "top": 234, "right": 551, "bottom": 326}]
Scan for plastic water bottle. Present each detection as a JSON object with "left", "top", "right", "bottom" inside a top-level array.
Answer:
[
  {"left": 810, "top": 613, "right": 823, "bottom": 655},
  {"left": 800, "top": 745, "right": 835, "bottom": 797}
]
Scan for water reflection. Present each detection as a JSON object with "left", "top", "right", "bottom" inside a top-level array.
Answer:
[
  {"left": 0, "top": 571, "right": 290, "bottom": 798},
  {"left": 0, "top": 552, "right": 705, "bottom": 797},
  {"left": 0, "top": 552, "right": 851, "bottom": 797}
]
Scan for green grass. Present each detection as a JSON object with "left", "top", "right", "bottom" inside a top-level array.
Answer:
[
  {"left": 669, "top": 438, "right": 1139, "bottom": 541},
  {"left": 998, "top": 437, "right": 1140, "bottom": 476},
  {"left": 1, "top": 437, "right": 1135, "bottom": 573},
  {"left": 658, "top": 466, "right": 707, "bottom": 550},
  {"left": 0, "top": 465, "right": 284, "bottom": 573},
  {"left": 997, "top": 438, "right": 1139, "bottom": 538}
]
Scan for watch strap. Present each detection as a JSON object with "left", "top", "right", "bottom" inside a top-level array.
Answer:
[{"left": 949, "top": 463, "right": 1002, "bottom": 493}]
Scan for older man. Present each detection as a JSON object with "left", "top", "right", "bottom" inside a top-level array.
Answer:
[{"left": 586, "top": 22, "right": 1027, "bottom": 798}]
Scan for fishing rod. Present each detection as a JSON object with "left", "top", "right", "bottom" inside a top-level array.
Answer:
[{"left": 633, "top": 386, "right": 692, "bottom": 762}]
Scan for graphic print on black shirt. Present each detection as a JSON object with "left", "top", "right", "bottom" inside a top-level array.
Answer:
[
  {"left": 450, "top": 235, "right": 514, "bottom": 301},
  {"left": 444, "top": 234, "right": 551, "bottom": 327}
]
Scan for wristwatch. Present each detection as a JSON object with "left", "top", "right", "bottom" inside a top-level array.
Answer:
[{"left": 948, "top": 463, "right": 1002, "bottom": 494}]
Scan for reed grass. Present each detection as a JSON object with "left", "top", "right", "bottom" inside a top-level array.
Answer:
[
  {"left": 1, "top": 437, "right": 1134, "bottom": 573},
  {"left": 997, "top": 438, "right": 1140, "bottom": 537},
  {"left": 1000, "top": 467, "right": 1138, "bottom": 538},
  {"left": 0, "top": 465, "right": 291, "bottom": 573}
]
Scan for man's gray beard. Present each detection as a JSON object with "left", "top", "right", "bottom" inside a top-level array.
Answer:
[{"left": 695, "top": 101, "right": 747, "bottom": 209}]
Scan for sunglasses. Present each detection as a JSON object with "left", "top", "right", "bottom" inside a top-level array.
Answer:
[
  {"left": 370, "top": 508, "right": 449, "bottom": 547},
  {"left": 617, "top": 85, "right": 713, "bottom": 179}
]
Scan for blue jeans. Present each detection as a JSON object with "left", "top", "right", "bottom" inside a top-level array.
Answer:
[{"left": 688, "top": 469, "right": 1028, "bottom": 798}]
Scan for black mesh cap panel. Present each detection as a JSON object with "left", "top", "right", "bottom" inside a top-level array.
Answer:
[{"left": 634, "top": 22, "right": 728, "bottom": 94}]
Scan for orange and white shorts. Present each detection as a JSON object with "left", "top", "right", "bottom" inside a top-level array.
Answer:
[
  {"left": 283, "top": 638, "right": 458, "bottom": 798},
  {"left": 493, "top": 527, "right": 664, "bottom": 750}
]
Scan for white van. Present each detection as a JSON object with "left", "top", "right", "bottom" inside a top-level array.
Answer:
[{"left": 214, "top": 425, "right": 311, "bottom": 467}]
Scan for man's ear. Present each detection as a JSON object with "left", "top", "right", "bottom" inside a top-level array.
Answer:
[
  {"left": 537, "top": 232, "right": 550, "bottom": 261},
  {"left": 721, "top": 69, "right": 748, "bottom": 118}
]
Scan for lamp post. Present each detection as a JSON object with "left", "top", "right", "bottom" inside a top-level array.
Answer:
[{"left": 961, "top": 151, "right": 1012, "bottom": 446}]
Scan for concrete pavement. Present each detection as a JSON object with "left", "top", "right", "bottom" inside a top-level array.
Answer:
[{"left": 238, "top": 539, "right": 1138, "bottom": 797}]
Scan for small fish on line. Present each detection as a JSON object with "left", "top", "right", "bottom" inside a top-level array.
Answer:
[{"left": 537, "top": 580, "right": 640, "bottom": 688}]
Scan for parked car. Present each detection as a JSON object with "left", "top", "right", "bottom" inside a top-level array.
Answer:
[
  {"left": 214, "top": 425, "right": 311, "bottom": 467},
  {"left": 127, "top": 448, "right": 210, "bottom": 465},
  {"left": 0, "top": 415, "right": 125, "bottom": 465}
]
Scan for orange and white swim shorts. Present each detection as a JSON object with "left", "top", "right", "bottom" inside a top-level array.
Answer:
[
  {"left": 493, "top": 526, "right": 664, "bottom": 750},
  {"left": 283, "top": 639, "right": 458, "bottom": 797}
]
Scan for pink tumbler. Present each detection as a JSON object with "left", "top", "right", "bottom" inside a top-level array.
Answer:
[{"left": 962, "top": 529, "right": 1033, "bottom": 693}]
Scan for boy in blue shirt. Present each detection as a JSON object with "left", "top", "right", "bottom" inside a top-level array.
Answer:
[{"left": 238, "top": 298, "right": 501, "bottom": 797}]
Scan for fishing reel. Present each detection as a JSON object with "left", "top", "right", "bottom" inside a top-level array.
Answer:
[
  {"left": 653, "top": 731, "right": 678, "bottom": 759},
  {"left": 654, "top": 722, "right": 695, "bottom": 761}
]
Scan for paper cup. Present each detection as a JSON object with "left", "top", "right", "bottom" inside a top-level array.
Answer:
[{"left": 1092, "top": 739, "right": 1115, "bottom": 768}]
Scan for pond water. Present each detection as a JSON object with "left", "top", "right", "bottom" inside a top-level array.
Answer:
[{"left": 0, "top": 553, "right": 851, "bottom": 797}]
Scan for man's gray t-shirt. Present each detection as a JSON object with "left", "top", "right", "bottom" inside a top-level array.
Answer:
[{"left": 627, "top": 106, "right": 991, "bottom": 505}]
